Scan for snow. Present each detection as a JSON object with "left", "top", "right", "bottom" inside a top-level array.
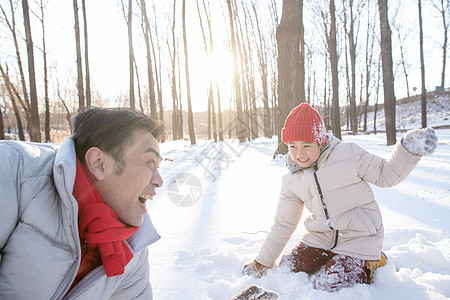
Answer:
[
  {"left": 147, "top": 102, "right": 450, "bottom": 299},
  {"left": 361, "top": 94, "right": 450, "bottom": 132}
]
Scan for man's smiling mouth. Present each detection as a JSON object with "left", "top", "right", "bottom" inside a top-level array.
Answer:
[{"left": 138, "top": 194, "right": 150, "bottom": 204}]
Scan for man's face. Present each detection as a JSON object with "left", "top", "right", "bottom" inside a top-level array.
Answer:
[
  {"left": 288, "top": 141, "right": 323, "bottom": 168},
  {"left": 96, "top": 129, "right": 163, "bottom": 227}
]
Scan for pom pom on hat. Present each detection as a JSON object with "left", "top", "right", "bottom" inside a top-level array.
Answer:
[{"left": 281, "top": 102, "right": 327, "bottom": 144}]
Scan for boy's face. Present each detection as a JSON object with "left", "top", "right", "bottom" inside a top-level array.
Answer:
[
  {"left": 95, "top": 129, "right": 163, "bottom": 227},
  {"left": 288, "top": 141, "right": 323, "bottom": 168}
]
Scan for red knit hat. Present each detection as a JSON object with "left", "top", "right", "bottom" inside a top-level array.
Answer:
[{"left": 281, "top": 102, "right": 327, "bottom": 144}]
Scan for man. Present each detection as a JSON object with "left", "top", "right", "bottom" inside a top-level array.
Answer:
[{"left": 0, "top": 107, "right": 164, "bottom": 299}]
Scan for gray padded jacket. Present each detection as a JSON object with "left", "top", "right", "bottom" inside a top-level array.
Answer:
[{"left": 0, "top": 137, "right": 160, "bottom": 299}]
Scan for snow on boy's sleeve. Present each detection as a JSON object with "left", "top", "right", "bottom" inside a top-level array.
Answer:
[
  {"left": 354, "top": 139, "right": 422, "bottom": 188},
  {"left": 256, "top": 179, "right": 304, "bottom": 267},
  {"left": 0, "top": 143, "right": 21, "bottom": 252}
]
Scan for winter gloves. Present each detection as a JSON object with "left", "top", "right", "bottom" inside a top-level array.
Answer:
[
  {"left": 242, "top": 254, "right": 388, "bottom": 283},
  {"left": 401, "top": 128, "right": 438, "bottom": 156},
  {"left": 242, "top": 260, "right": 269, "bottom": 278}
]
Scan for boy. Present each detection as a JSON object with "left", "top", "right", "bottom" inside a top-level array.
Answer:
[{"left": 243, "top": 102, "right": 437, "bottom": 292}]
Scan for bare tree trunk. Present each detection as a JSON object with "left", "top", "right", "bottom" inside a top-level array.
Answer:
[
  {"left": 323, "top": 52, "right": 330, "bottom": 129},
  {"left": 208, "top": 88, "right": 214, "bottom": 139},
  {"left": 182, "top": 0, "right": 196, "bottom": 145},
  {"left": 227, "top": 0, "right": 245, "bottom": 143},
  {"left": 169, "top": 0, "right": 178, "bottom": 140},
  {"left": 363, "top": 4, "right": 375, "bottom": 132},
  {"left": 358, "top": 73, "right": 363, "bottom": 128},
  {"left": 299, "top": 0, "right": 305, "bottom": 104},
  {"left": 275, "top": 0, "right": 302, "bottom": 155},
  {"left": 200, "top": 0, "right": 221, "bottom": 140},
  {"left": 82, "top": 0, "right": 91, "bottom": 106},
  {"left": 134, "top": 61, "right": 143, "bottom": 112},
  {"left": 440, "top": 1, "right": 448, "bottom": 91},
  {"left": 121, "top": 0, "right": 136, "bottom": 109},
  {"left": 202, "top": 0, "right": 217, "bottom": 141},
  {"left": 251, "top": 2, "right": 271, "bottom": 137},
  {"left": 196, "top": 0, "right": 212, "bottom": 140},
  {"left": 241, "top": 3, "right": 256, "bottom": 140},
  {"left": 397, "top": 30, "right": 411, "bottom": 99},
  {"left": 378, "top": 0, "right": 396, "bottom": 145},
  {"left": 139, "top": 0, "right": 157, "bottom": 118},
  {"left": 228, "top": 102, "right": 232, "bottom": 138},
  {"left": 249, "top": 74, "right": 258, "bottom": 140},
  {"left": 208, "top": 82, "right": 217, "bottom": 141},
  {"left": 306, "top": 47, "right": 312, "bottom": 105},
  {"left": 429, "top": 0, "right": 449, "bottom": 92},
  {"left": 73, "top": 0, "right": 85, "bottom": 112},
  {"left": 419, "top": 0, "right": 427, "bottom": 127},
  {"left": 329, "top": 0, "right": 341, "bottom": 140},
  {"left": 374, "top": 55, "right": 381, "bottom": 134},
  {"left": 269, "top": 0, "right": 279, "bottom": 138},
  {"left": 0, "top": 63, "right": 25, "bottom": 140},
  {"left": 150, "top": 3, "right": 164, "bottom": 142},
  {"left": 0, "top": 103, "right": 4, "bottom": 140},
  {"left": 57, "top": 83, "right": 73, "bottom": 133},
  {"left": 216, "top": 82, "right": 223, "bottom": 141},
  {"left": 1, "top": 1, "right": 31, "bottom": 134},
  {"left": 343, "top": 20, "right": 350, "bottom": 131},
  {"left": 211, "top": 85, "right": 217, "bottom": 142},
  {"left": 171, "top": 63, "right": 178, "bottom": 140},
  {"left": 38, "top": 0, "right": 50, "bottom": 142},
  {"left": 22, "top": 0, "right": 41, "bottom": 142},
  {"left": 346, "top": 0, "right": 357, "bottom": 134},
  {"left": 234, "top": 1, "right": 251, "bottom": 140},
  {"left": 177, "top": 50, "right": 183, "bottom": 138},
  {"left": 128, "top": 0, "right": 135, "bottom": 110}
]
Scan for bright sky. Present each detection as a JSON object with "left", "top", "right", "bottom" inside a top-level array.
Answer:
[{"left": 39, "top": 0, "right": 234, "bottom": 112}]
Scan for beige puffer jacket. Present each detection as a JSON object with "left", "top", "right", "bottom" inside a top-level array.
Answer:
[{"left": 256, "top": 134, "right": 421, "bottom": 267}]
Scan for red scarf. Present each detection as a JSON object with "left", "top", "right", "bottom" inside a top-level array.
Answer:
[{"left": 72, "top": 157, "right": 139, "bottom": 277}]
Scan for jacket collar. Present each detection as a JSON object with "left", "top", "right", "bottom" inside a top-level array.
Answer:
[{"left": 127, "top": 214, "right": 161, "bottom": 253}]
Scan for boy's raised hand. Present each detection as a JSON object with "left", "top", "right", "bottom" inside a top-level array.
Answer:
[
  {"left": 242, "top": 260, "right": 269, "bottom": 278},
  {"left": 401, "top": 128, "right": 438, "bottom": 156}
]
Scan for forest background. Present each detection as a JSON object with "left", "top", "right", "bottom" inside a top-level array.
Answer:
[{"left": 0, "top": 0, "right": 449, "bottom": 153}]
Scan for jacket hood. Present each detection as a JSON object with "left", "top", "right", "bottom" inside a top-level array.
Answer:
[{"left": 285, "top": 134, "right": 340, "bottom": 173}]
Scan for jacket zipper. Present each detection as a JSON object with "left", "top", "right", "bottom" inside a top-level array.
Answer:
[
  {"left": 63, "top": 267, "right": 105, "bottom": 299},
  {"left": 313, "top": 165, "right": 339, "bottom": 250}
]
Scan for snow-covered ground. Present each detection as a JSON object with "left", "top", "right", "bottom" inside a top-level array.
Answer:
[
  {"left": 146, "top": 124, "right": 450, "bottom": 299},
  {"left": 360, "top": 93, "right": 450, "bottom": 132},
  {"left": 145, "top": 96, "right": 450, "bottom": 299}
]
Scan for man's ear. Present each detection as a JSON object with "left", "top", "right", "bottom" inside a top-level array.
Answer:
[{"left": 84, "top": 147, "right": 106, "bottom": 181}]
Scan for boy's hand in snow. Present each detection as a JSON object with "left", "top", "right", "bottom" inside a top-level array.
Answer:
[
  {"left": 242, "top": 260, "right": 269, "bottom": 278},
  {"left": 401, "top": 128, "right": 438, "bottom": 156}
]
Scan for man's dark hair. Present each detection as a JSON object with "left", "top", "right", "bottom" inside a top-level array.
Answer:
[{"left": 73, "top": 107, "right": 164, "bottom": 174}]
